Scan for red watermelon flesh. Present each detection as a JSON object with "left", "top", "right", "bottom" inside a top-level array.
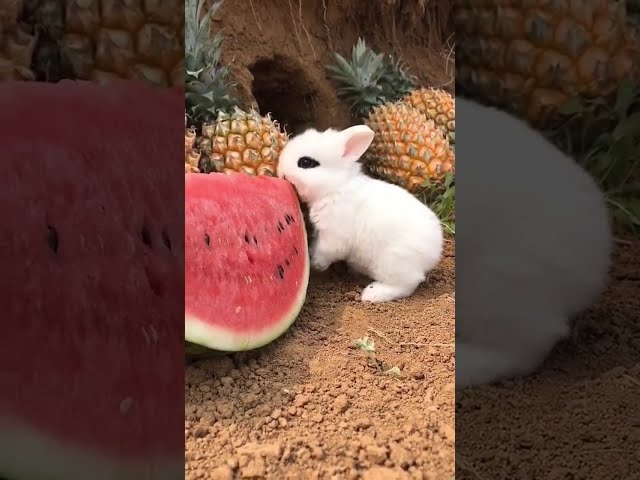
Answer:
[
  {"left": 0, "top": 80, "right": 183, "bottom": 479},
  {"left": 185, "top": 172, "right": 310, "bottom": 351}
]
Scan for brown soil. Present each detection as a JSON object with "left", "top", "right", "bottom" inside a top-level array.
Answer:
[
  {"left": 456, "top": 236, "right": 640, "bottom": 479},
  {"left": 185, "top": 240, "right": 455, "bottom": 480},
  {"left": 212, "top": 0, "right": 454, "bottom": 135}
]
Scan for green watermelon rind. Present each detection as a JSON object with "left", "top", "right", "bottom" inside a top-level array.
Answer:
[
  {"left": 0, "top": 419, "right": 182, "bottom": 480},
  {"left": 184, "top": 341, "right": 223, "bottom": 358},
  {"left": 184, "top": 200, "right": 310, "bottom": 352}
]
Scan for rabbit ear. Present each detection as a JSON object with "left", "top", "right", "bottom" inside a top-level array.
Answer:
[{"left": 339, "top": 125, "right": 375, "bottom": 162}]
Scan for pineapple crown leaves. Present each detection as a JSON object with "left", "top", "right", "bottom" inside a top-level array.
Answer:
[
  {"left": 185, "top": 0, "right": 239, "bottom": 125},
  {"left": 185, "top": 0, "right": 222, "bottom": 73},
  {"left": 326, "top": 38, "right": 388, "bottom": 117},
  {"left": 186, "top": 84, "right": 237, "bottom": 126},
  {"left": 326, "top": 37, "right": 418, "bottom": 118},
  {"left": 381, "top": 55, "right": 418, "bottom": 99}
]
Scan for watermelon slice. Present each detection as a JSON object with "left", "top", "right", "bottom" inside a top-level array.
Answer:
[
  {"left": 0, "top": 80, "right": 183, "bottom": 479},
  {"left": 185, "top": 172, "right": 310, "bottom": 351}
]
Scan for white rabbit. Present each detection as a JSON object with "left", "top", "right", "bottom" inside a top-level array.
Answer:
[
  {"left": 455, "top": 97, "right": 612, "bottom": 388},
  {"left": 276, "top": 125, "right": 444, "bottom": 303}
]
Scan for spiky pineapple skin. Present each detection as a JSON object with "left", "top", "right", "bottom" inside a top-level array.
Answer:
[
  {"left": 363, "top": 103, "right": 455, "bottom": 193},
  {"left": 456, "top": 0, "right": 638, "bottom": 126},
  {"left": 0, "top": 0, "right": 37, "bottom": 80},
  {"left": 24, "top": 0, "right": 183, "bottom": 86},
  {"left": 185, "top": 127, "right": 200, "bottom": 173},
  {"left": 196, "top": 108, "right": 289, "bottom": 177},
  {"left": 185, "top": 111, "right": 201, "bottom": 173},
  {"left": 404, "top": 87, "right": 455, "bottom": 144}
]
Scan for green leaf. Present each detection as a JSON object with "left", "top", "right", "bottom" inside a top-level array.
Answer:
[
  {"left": 612, "top": 112, "right": 640, "bottom": 142},
  {"left": 355, "top": 337, "right": 376, "bottom": 352},
  {"left": 443, "top": 172, "right": 454, "bottom": 189},
  {"left": 614, "top": 79, "right": 638, "bottom": 118},
  {"left": 557, "top": 96, "right": 585, "bottom": 115},
  {"left": 594, "top": 131, "right": 613, "bottom": 148},
  {"left": 442, "top": 186, "right": 455, "bottom": 200},
  {"left": 608, "top": 197, "right": 640, "bottom": 228},
  {"left": 331, "top": 53, "right": 353, "bottom": 74},
  {"left": 603, "top": 142, "right": 635, "bottom": 189}
]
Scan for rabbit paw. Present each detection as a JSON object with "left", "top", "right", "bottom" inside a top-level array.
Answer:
[
  {"left": 455, "top": 342, "right": 520, "bottom": 388},
  {"left": 311, "top": 252, "right": 333, "bottom": 271},
  {"left": 361, "top": 282, "right": 412, "bottom": 303},
  {"left": 456, "top": 337, "right": 562, "bottom": 388}
]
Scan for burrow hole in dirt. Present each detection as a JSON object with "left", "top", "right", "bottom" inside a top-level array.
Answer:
[{"left": 250, "top": 56, "right": 320, "bottom": 135}]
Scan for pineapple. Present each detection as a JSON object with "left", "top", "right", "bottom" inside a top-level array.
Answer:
[
  {"left": 403, "top": 88, "right": 455, "bottom": 145},
  {"left": 327, "top": 38, "right": 456, "bottom": 144},
  {"left": 327, "top": 38, "right": 455, "bottom": 190},
  {"left": 19, "top": 0, "right": 183, "bottom": 85},
  {"left": 196, "top": 108, "right": 288, "bottom": 176},
  {"left": 0, "top": 0, "right": 37, "bottom": 80},
  {"left": 185, "top": 112, "right": 199, "bottom": 173},
  {"left": 455, "top": 0, "right": 639, "bottom": 127},
  {"left": 184, "top": 0, "right": 288, "bottom": 176},
  {"left": 364, "top": 102, "right": 454, "bottom": 193}
]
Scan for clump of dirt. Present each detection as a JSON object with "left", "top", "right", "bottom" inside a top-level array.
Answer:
[
  {"left": 214, "top": 0, "right": 454, "bottom": 132},
  {"left": 456, "top": 236, "right": 640, "bottom": 478},
  {"left": 185, "top": 240, "right": 455, "bottom": 479}
]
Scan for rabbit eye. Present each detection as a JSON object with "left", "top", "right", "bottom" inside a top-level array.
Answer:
[{"left": 297, "top": 156, "right": 320, "bottom": 169}]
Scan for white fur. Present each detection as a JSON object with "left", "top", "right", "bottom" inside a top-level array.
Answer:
[
  {"left": 277, "top": 125, "right": 444, "bottom": 303},
  {"left": 455, "top": 98, "right": 612, "bottom": 388}
]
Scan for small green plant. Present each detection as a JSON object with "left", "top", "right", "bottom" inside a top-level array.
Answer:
[
  {"left": 551, "top": 80, "right": 640, "bottom": 234},
  {"left": 417, "top": 172, "right": 456, "bottom": 236},
  {"left": 354, "top": 336, "right": 402, "bottom": 377}
]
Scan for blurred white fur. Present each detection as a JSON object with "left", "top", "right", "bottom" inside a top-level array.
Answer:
[
  {"left": 455, "top": 97, "right": 612, "bottom": 387},
  {"left": 277, "top": 125, "right": 443, "bottom": 303}
]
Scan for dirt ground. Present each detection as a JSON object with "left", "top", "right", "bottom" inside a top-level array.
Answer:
[
  {"left": 456, "top": 234, "right": 640, "bottom": 479},
  {"left": 185, "top": 239, "right": 455, "bottom": 480}
]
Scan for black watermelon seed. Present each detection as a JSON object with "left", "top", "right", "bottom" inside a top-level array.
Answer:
[
  {"left": 141, "top": 226, "right": 152, "bottom": 247},
  {"left": 161, "top": 230, "right": 172, "bottom": 251},
  {"left": 293, "top": 246, "right": 298, "bottom": 255},
  {"left": 46, "top": 225, "right": 59, "bottom": 253},
  {"left": 285, "top": 259, "right": 290, "bottom": 267},
  {"left": 277, "top": 265, "right": 285, "bottom": 279},
  {"left": 244, "top": 233, "right": 250, "bottom": 243},
  {"left": 204, "top": 233, "right": 211, "bottom": 246},
  {"left": 253, "top": 235, "right": 258, "bottom": 244},
  {"left": 285, "top": 215, "right": 291, "bottom": 225},
  {"left": 278, "top": 221, "right": 285, "bottom": 231}
]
